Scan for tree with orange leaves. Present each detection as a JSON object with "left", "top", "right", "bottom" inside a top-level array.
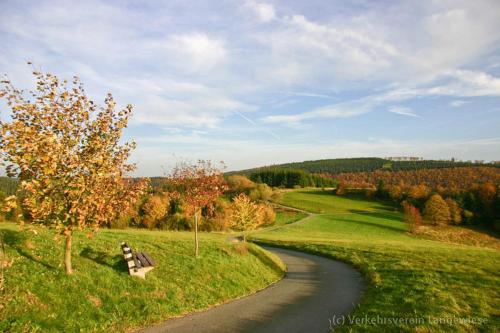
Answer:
[
  {"left": 169, "top": 160, "right": 226, "bottom": 257},
  {"left": 0, "top": 67, "right": 147, "bottom": 274}
]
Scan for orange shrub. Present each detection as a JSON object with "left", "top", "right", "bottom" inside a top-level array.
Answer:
[{"left": 403, "top": 202, "right": 422, "bottom": 233}]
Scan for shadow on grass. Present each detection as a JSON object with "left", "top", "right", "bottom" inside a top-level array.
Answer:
[
  {"left": 79, "top": 246, "right": 128, "bottom": 274},
  {"left": 295, "top": 189, "right": 336, "bottom": 196},
  {"left": 0, "top": 229, "right": 56, "bottom": 269},
  {"left": 461, "top": 225, "right": 500, "bottom": 239},
  {"left": 333, "top": 216, "right": 407, "bottom": 234},
  {"left": 348, "top": 210, "right": 404, "bottom": 223}
]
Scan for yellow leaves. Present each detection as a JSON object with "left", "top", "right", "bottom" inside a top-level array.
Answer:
[{"left": 3, "top": 195, "right": 17, "bottom": 212}]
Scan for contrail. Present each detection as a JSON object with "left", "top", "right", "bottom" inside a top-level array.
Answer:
[{"left": 231, "top": 109, "right": 281, "bottom": 140}]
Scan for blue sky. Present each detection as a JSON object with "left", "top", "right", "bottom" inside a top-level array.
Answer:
[{"left": 1, "top": 0, "right": 500, "bottom": 176}]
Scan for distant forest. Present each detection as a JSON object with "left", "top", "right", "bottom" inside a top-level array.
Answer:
[
  {"left": 233, "top": 158, "right": 499, "bottom": 175},
  {"left": 249, "top": 169, "right": 337, "bottom": 188}
]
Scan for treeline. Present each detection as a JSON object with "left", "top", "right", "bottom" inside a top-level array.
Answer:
[
  {"left": 111, "top": 175, "right": 277, "bottom": 231},
  {"left": 334, "top": 167, "right": 500, "bottom": 193},
  {"left": 0, "top": 177, "right": 18, "bottom": 196},
  {"left": 232, "top": 158, "right": 498, "bottom": 175},
  {"left": 249, "top": 169, "right": 337, "bottom": 188}
]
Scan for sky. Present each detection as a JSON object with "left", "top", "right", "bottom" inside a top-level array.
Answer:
[{"left": 1, "top": 0, "right": 500, "bottom": 176}]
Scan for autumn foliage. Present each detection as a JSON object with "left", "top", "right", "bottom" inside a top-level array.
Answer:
[
  {"left": 333, "top": 167, "right": 499, "bottom": 196},
  {"left": 0, "top": 68, "right": 147, "bottom": 274},
  {"left": 230, "top": 193, "right": 274, "bottom": 240},
  {"left": 403, "top": 202, "right": 423, "bottom": 233},
  {"left": 423, "top": 194, "right": 451, "bottom": 226}
]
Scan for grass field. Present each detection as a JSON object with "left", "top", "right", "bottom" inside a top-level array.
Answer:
[
  {"left": 0, "top": 223, "right": 284, "bottom": 332},
  {"left": 253, "top": 189, "right": 500, "bottom": 332},
  {"left": 274, "top": 209, "right": 308, "bottom": 226}
]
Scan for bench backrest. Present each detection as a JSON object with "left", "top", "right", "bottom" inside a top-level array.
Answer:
[
  {"left": 120, "top": 242, "right": 156, "bottom": 274},
  {"left": 121, "top": 242, "right": 137, "bottom": 273}
]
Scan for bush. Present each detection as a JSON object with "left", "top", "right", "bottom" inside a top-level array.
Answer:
[
  {"left": 249, "top": 183, "right": 273, "bottom": 201},
  {"left": 335, "top": 182, "right": 346, "bottom": 196},
  {"left": 109, "top": 215, "right": 131, "bottom": 229},
  {"left": 202, "top": 198, "right": 232, "bottom": 232},
  {"left": 162, "top": 213, "right": 190, "bottom": 230},
  {"left": 258, "top": 204, "right": 276, "bottom": 226},
  {"left": 423, "top": 194, "right": 451, "bottom": 225},
  {"left": 226, "top": 175, "right": 255, "bottom": 193}
]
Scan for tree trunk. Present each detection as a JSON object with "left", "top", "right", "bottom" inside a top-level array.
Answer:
[
  {"left": 194, "top": 210, "right": 199, "bottom": 258},
  {"left": 65, "top": 231, "right": 73, "bottom": 275}
]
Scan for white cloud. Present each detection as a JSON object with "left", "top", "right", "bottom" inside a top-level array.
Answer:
[
  {"left": 256, "top": 14, "right": 400, "bottom": 85},
  {"left": 167, "top": 33, "right": 227, "bottom": 72},
  {"left": 427, "top": 70, "right": 500, "bottom": 96},
  {"left": 387, "top": 106, "right": 420, "bottom": 118},
  {"left": 245, "top": 1, "right": 276, "bottom": 22}
]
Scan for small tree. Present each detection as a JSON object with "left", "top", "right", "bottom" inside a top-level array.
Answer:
[
  {"left": 445, "top": 198, "right": 462, "bottom": 224},
  {"left": 169, "top": 160, "right": 226, "bottom": 257},
  {"left": 0, "top": 68, "right": 147, "bottom": 274},
  {"left": 403, "top": 201, "right": 422, "bottom": 233},
  {"left": 231, "top": 193, "right": 262, "bottom": 241},
  {"left": 423, "top": 194, "right": 451, "bottom": 226}
]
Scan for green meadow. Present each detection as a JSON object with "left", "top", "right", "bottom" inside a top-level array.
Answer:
[
  {"left": 0, "top": 223, "right": 284, "bottom": 332},
  {"left": 252, "top": 189, "right": 500, "bottom": 332}
]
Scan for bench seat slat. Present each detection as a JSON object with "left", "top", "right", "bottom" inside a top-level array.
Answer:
[
  {"left": 136, "top": 253, "right": 150, "bottom": 267},
  {"left": 142, "top": 252, "right": 155, "bottom": 266}
]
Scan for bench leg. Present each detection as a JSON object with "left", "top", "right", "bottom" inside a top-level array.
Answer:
[{"left": 130, "top": 266, "right": 155, "bottom": 279}]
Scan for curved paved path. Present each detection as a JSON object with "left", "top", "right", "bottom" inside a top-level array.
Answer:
[{"left": 140, "top": 246, "right": 364, "bottom": 333}]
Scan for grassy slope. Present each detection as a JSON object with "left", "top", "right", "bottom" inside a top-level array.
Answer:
[
  {"left": 274, "top": 210, "right": 308, "bottom": 226},
  {"left": 253, "top": 189, "right": 500, "bottom": 332},
  {"left": 0, "top": 223, "right": 284, "bottom": 332}
]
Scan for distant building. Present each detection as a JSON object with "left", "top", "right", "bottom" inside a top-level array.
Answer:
[{"left": 385, "top": 156, "right": 423, "bottom": 161}]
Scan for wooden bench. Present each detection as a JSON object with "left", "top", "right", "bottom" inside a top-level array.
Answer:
[{"left": 121, "top": 242, "right": 156, "bottom": 279}]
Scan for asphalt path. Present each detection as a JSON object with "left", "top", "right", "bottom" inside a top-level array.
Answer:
[{"left": 140, "top": 246, "right": 364, "bottom": 333}]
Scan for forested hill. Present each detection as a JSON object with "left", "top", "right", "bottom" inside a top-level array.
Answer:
[{"left": 232, "top": 158, "right": 499, "bottom": 175}]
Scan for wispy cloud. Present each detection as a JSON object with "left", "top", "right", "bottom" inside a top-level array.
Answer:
[
  {"left": 387, "top": 106, "right": 420, "bottom": 118},
  {"left": 450, "top": 100, "right": 468, "bottom": 107}
]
